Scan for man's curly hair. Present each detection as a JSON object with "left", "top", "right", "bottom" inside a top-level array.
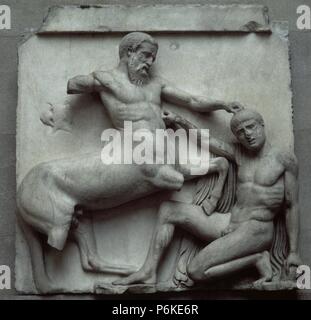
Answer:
[
  {"left": 119, "top": 32, "right": 158, "bottom": 59},
  {"left": 230, "top": 109, "right": 264, "bottom": 134}
]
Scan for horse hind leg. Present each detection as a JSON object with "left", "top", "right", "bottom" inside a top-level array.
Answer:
[{"left": 17, "top": 215, "right": 62, "bottom": 294}]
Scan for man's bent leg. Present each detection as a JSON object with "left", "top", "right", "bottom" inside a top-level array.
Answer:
[
  {"left": 113, "top": 201, "right": 230, "bottom": 285},
  {"left": 187, "top": 220, "right": 274, "bottom": 282},
  {"left": 202, "top": 251, "right": 273, "bottom": 284}
]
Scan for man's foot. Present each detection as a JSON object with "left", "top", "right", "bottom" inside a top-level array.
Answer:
[
  {"left": 253, "top": 251, "right": 273, "bottom": 287},
  {"left": 112, "top": 267, "right": 156, "bottom": 286}
]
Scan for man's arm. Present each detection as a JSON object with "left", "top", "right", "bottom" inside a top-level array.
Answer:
[
  {"left": 161, "top": 83, "right": 243, "bottom": 114},
  {"left": 67, "top": 72, "right": 103, "bottom": 94},
  {"left": 208, "top": 137, "right": 236, "bottom": 162},
  {"left": 162, "top": 110, "right": 236, "bottom": 161},
  {"left": 283, "top": 152, "right": 302, "bottom": 271}
]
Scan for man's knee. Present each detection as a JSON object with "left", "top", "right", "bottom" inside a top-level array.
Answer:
[
  {"left": 187, "top": 251, "right": 217, "bottom": 282},
  {"left": 187, "top": 260, "right": 205, "bottom": 282}
]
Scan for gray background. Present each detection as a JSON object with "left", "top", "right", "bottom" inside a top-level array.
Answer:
[{"left": 0, "top": 0, "right": 310, "bottom": 299}]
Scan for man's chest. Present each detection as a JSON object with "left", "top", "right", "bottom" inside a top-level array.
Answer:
[
  {"left": 100, "top": 78, "right": 162, "bottom": 105},
  {"left": 237, "top": 154, "right": 285, "bottom": 186}
]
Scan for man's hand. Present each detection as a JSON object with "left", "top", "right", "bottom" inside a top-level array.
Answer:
[
  {"left": 226, "top": 102, "right": 245, "bottom": 114},
  {"left": 285, "top": 251, "right": 302, "bottom": 274}
]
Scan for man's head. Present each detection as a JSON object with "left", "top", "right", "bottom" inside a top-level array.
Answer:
[
  {"left": 230, "top": 109, "right": 266, "bottom": 152},
  {"left": 119, "top": 32, "right": 158, "bottom": 85}
]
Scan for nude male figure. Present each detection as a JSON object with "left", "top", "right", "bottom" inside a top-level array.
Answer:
[
  {"left": 17, "top": 32, "right": 240, "bottom": 292},
  {"left": 114, "top": 109, "right": 301, "bottom": 287}
]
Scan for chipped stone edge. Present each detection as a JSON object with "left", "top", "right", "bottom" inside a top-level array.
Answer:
[
  {"left": 38, "top": 4, "right": 271, "bottom": 34},
  {"left": 271, "top": 21, "right": 295, "bottom": 147}
]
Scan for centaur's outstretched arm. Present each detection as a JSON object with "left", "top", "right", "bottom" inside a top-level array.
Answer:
[
  {"left": 161, "top": 82, "right": 243, "bottom": 115},
  {"left": 67, "top": 72, "right": 106, "bottom": 94}
]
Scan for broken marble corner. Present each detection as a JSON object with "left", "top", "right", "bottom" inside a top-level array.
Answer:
[{"left": 16, "top": 5, "right": 294, "bottom": 294}]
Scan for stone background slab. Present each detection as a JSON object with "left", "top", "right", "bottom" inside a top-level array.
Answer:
[
  {"left": 0, "top": 0, "right": 311, "bottom": 299},
  {"left": 39, "top": 4, "right": 270, "bottom": 33},
  {"left": 16, "top": 25, "right": 293, "bottom": 293}
]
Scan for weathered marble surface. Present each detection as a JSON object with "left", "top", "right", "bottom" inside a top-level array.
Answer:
[
  {"left": 39, "top": 4, "right": 270, "bottom": 34},
  {"left": 16, "top": 5, "right": 294, "bottom": 294}
]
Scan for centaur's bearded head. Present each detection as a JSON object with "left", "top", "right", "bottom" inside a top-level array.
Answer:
[{"left": 119, "top": 32, "right": 158, "bottom": 86}]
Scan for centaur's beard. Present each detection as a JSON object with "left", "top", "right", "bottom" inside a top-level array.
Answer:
[{"left": 128, "top": 61, "right": 151, "bottom": 86}]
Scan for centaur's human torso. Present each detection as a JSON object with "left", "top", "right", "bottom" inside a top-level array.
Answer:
[{"left": 95, "top": 69, "right": 166, "bottom": 132}]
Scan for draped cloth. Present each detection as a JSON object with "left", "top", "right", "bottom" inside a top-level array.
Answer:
[{"left": 172, "top": 154, "right": 288, "bottom": 287}]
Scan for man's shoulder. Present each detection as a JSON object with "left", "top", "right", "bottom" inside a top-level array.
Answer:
[{"left": 274, "top": 148, "right": 298, "bottom": 172}]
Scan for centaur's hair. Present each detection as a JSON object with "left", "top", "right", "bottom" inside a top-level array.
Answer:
[{"left": 119, "top": 32, "right": 158, "bottom": 59}]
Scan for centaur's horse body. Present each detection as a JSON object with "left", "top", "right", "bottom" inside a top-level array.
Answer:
[
  {"left": 17, "top": 133, "right": 229, "bottom": 292},
  {"left": 18, "top": 151, "right": 186, "bottom": 251}
]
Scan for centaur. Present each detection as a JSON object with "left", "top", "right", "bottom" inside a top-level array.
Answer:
[{"left": 17, "top": 32, "right": 242, "bottom": 293}]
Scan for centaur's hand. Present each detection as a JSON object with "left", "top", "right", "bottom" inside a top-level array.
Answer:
[{"left": 226, "top": 102, "right": 245, "bottom": 114}]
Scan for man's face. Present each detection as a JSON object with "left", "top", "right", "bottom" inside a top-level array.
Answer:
[
  {"left": 127, "top": 42, "right": 157, "bottom": 79},
  {"left": 234, "top": 119, "right": 266, "bottom": 152}
]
